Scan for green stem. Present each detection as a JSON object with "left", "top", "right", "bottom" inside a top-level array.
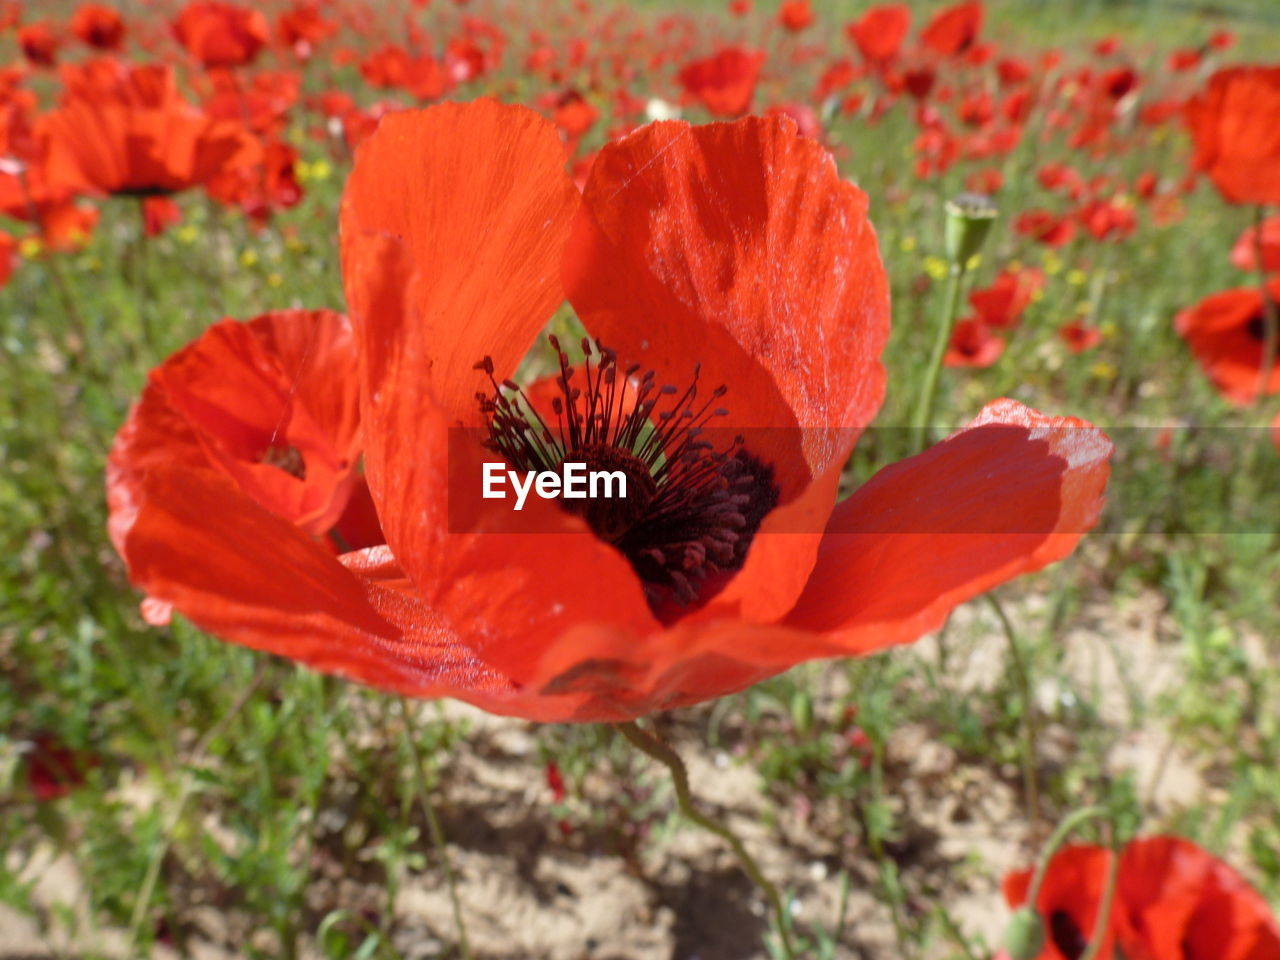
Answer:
[
  {"left": 400, "top": 699, "right": 473, "bottom": 960},
  {"left": 614, "top": 720, "right": 797, "bottom": 960},
  {"left": 1024, "top": 806, "right": 1108, "bottom": 908},
  {"left": 988, "top": 594, "right": 1041, "bottom": 826},
  {"left": 912, "top": 262, "right": 968, "bottom": 454},
  {"left": 1080, "top": 834, "right": 1121, "bottom": 960}
]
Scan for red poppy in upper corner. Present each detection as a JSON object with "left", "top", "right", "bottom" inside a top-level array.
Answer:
[
  {"left": 1175, "top": 280, "right": 1280, "bottom": 406},
  {"left": 173, "top": 0, "right": 270, "bottom": 69},
  {"left": 36, "top": 59, "right": 258, "bottom": 198},
  {"left": 1229, "top": 214, "right": 1280, "bottom": 275},
  {"left": 676, "top": 47, "right": 765, "bottom": 118},
  {"left": 846, "top": 4, "right": 911, "bottom": 66},
  {"left": 1003, "top": 836, "right": 1280, "bottom": 960},
  {"left": 920, "top": 1, "right": 984, "bottom": 58},
  {"left": 1185, "top": 66, "right": 1280, "bottom": 206},
  {"left": 70, "top": 3, "right": 126, "bottom": 50},
  {"left": 110, "top": 100, "right": 1112, "bottom": 723},
  {"left": 778, "top": 0, "right": 814, "bottom": 32}
]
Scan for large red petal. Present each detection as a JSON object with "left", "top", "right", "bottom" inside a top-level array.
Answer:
[
  {"left": 339, "top": 99, "right": 580, "bottom": 426},
  {"left": 564, "top": 115, "right": 890, "bottom": 500},
  {"left": 785, "top": 399, "right": 1112, "bottom": 650},
  {"left": 122, "top": 464, "right": 509, "bottom": 697}
]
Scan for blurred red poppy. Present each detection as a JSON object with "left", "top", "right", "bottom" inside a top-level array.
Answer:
[
  {"left": 1175, "top": 280, "right": 1280, "bottom": 405},
  {"left": 70, "top": 3, "right": 125, "bottom": 50},
  {"left": 920, "top": 1, "right": 983, "bottom": 57},
  {"left": 18, "top": 22, "right": 60, "bottom": 66},
  {"left": 1004, "top": 836, "right": 1280, "bottom": 960},
  {"left": 36, "top": 59, "right": 258, "bottom": 198},
  {"left": 1185, "top": 66, "right": 1280, "bottom": 206},
  {"left": 24, "top": 734, "right": 99, "bottom": 801},
  {"left": 1059, "top": 320, "right": 1101, "bottom": 354},
  {"left": 970, "top": 267, "right": 1045, "bottom": 329},
  {"left": 111, "top": 100, "right": 1110, "bottom": 722},
  {"left": 173, "top": 0, "right": 270, "bottom": 69},
  {"left": 677, "top": 47, "right": 765, "bottom": 118},
  {"left": 846, "top": 4, "right": 910, "bottom": 66},
  {"left": 1230, "top": 215, "right": 1280, "bottom": 274},
  {"left": 945, "top": 318, "right": 1005, "bottom": 367},
  {"left": 778, "top": 0, "right": 814, "bottom": 32}
]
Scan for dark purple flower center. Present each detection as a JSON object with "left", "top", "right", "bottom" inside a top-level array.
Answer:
[{"left": 476, "top": 337, "right": 778, "bottom": 616}]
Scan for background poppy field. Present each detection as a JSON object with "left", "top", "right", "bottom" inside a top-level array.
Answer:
[{"left": 2, "top": 0, "right": 1279, "bottom": 958}]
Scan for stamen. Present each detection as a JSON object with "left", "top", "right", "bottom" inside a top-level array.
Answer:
[
  {"left": 477, "top": 337, "right": 779, "bottom": 618},
  {"left": 261, "top": 443, "right": 306, "bottom": 479}
]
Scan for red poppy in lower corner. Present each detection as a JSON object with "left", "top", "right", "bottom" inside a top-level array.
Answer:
[
  {"left": 1003, "top": 836, "right": 1280, "bottom": 960},
  {"left": 1175, "top": 280, "right": 1280, "bottom": 406},
  {"left": 109, "top": 100, "right": 1112, "bottom": 723}
]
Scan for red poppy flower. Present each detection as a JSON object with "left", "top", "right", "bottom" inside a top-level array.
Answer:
[
  {"left": 142, "top": 195, "right": 182, "bottom": 236},
  {"left": 0, "top": 231, "right": 15, "bottom": 289},
  {"left": 945, "top": 318, "right": 1006, "bottom": 367},
  {"left": 109, "top": 309, "right": 364, "bottom": 552},
  {"left": 676, "top": 47, "right": 765, "bottom": 118},
  {"left": 1230, "top": 215, "right": 1280, "bottom": 274},
  {"left": 276, "top": 1, "right": 336, "bottom": 57},
  {"left": 1004, "top": 844, "right": 1115, "bottom": 959},
  {"left": 18, "top": 22, "right": 60, "bottom": 67},
  {"left": 778, "top": 0, "right": 814, "bottom": 32},
  {"left": 920, "top": 1, "right": 984, "bottom": 58},
  {"left": 1016, "top": 209, "right": 1077, "bottom": 247},
  {"left": 36, "top": 59, "right": 258, "bottom": 198},
  {"left": 173, "top": 0, "right": 270, "bottom": 69},
  {"left": 1004, "top": 837, "right": 1280, "bottom": 960},
  {"left": 24, "top": 733, "right": 100, "bottom": 801},
  {"left": 1175, "top": 280, "right": 1280, "bottom": 406},
  {"left": 70, "top": 3, "right": 125, "bottom": 50},
  {"left": 111, "top": 100, "right": 1110, "bottom": 722},
  {"left": 1185, "top": 66, "right": 1280, "bottom": 206},
  {"left": 846, "top": 4, "right": 911, "bottom": 66},
  {"left": 1059, "top": 320, "right": 1101, "bottom": 354},
  {"left": 969, "top": 267, "right": 1045, "bottom": 329}
]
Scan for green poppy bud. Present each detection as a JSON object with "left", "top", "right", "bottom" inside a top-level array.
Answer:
[
  {"left": 944, "top": 192, "right": 998, "bottom": 266},
  {"left": 1003, "top": 906, "right": 1046, "bottom": 960}
]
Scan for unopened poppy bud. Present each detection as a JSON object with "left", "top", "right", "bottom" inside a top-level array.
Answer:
[
  {"left": 944, "top": 192, "right": 998, "bottom": 266},
  {"left": 1002, "top": 906, "right": 1046, "bottom": 960}
]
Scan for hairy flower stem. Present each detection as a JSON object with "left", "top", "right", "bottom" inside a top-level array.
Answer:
[
  {"left": 400, "top": 698, "right": 473, "bottom": 960},
  {"left": 1023, "top": 805, "right": 1109, "bottom": 907},
  {"left": 614, "top": 720, "right": 798, "bottom": 960},
  {"left": 1080, "top": 829, "right": 1121, "bottom": 960},
  {"left": 988, "top": 594, "right": 1041, "bottom": 827},
  {"left": 912, "top": 261, "right": 969, "bottom": 454}
]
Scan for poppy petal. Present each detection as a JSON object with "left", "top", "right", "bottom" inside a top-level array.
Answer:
[
  {"left": 121, "top": 464, "right": 484, "bottom": 694},
  {"left": 785, "top": 399, "right": 1112, "bottom": 650},
  {"left": 339, "top": 99, "right": 580, "bottom": 426},
  {"left": 564, "top": 115, "right": 890, "bottom": 500}
]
